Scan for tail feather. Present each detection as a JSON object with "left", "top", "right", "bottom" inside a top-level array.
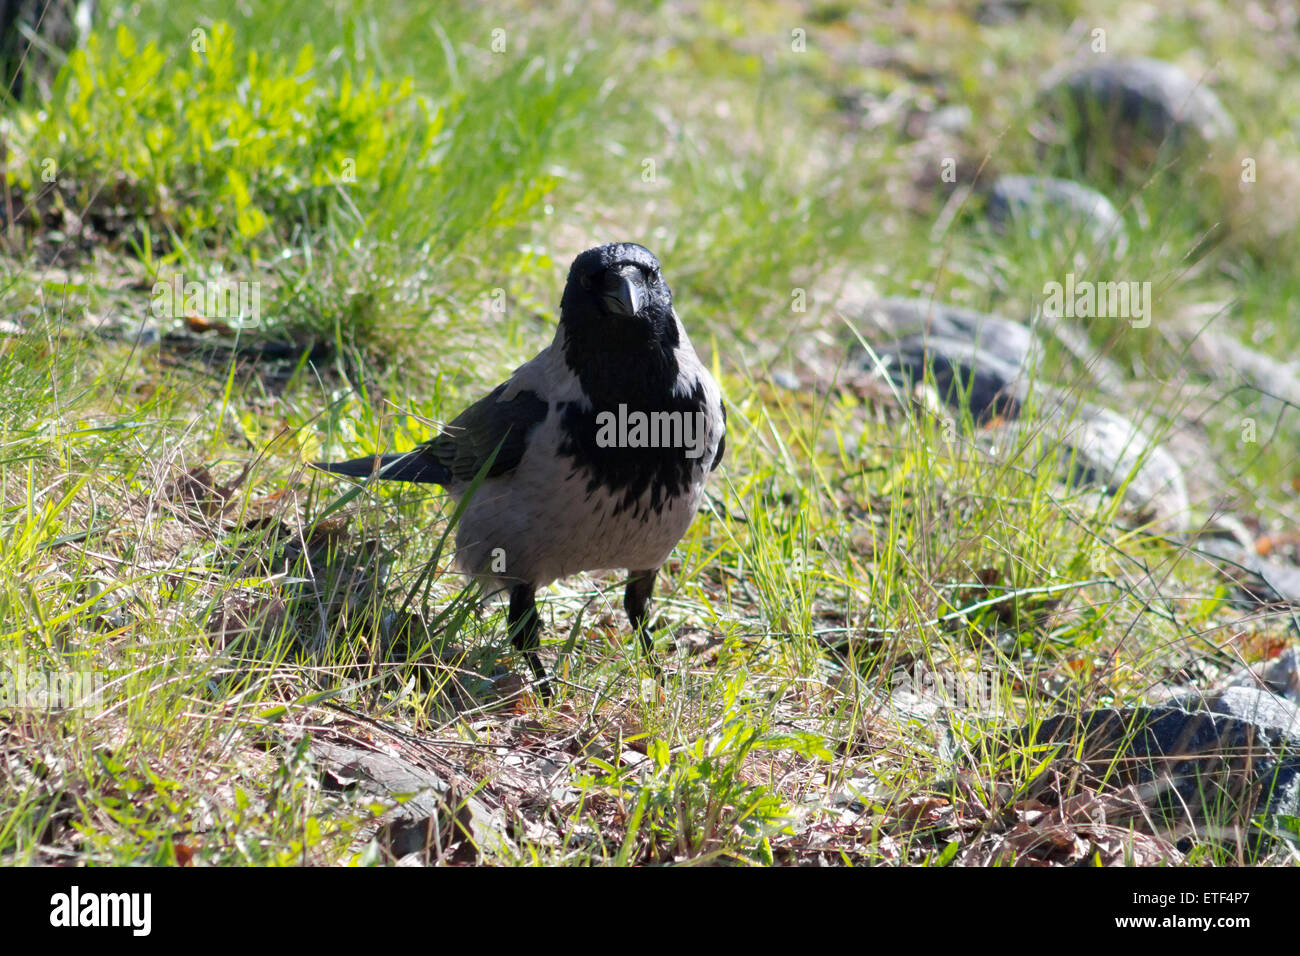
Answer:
[{"left": 314, "top": 452, "right": 450, "bottom": 485}]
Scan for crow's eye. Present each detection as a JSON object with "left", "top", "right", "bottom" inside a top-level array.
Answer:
[{"left": 580, "top": 274, "right": 593, "bottom": 290}]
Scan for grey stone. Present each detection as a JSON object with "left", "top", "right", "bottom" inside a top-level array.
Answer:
[
  {"left": 1188, "top": 330, "right": 1300, "bottom": 410},
  {"left": 1191, "top": 537, "right": 1300, "bottom": 609},
  {"left": 1226, "top": 647, "right": 1300, "bottom": 704},
  {"left": 987, "top": 175, "right": 1125, "bottom": 248},
  {"left": 989, "top": 398, "right": 1190, "bottom": 523},
  {"left": 311, "top": 739, "right": 508, "bottom": 862},
  {"left": 1045, "top": 401, "right": 1190, "bottom": 523},
  {"left": 854, "top": 299, "right": 1042, "bottom": 363},
  {"left": 928, "top": 104, "right": 973, "bottom": 135},
  {"left": 854, "top": 298, "right": 1042, "bottom": 422},
  {"left": 1210, "top": 685, "right": 1300, "bottom": 734},
  {"left": 850, "top": 299, "right": 1187, "bottom": 521},
  {"left": 771, "top": 370, "right": 801, "bottom": 391},
  {"left": 875, "top": 335, "right": 1032, "bottom": 422},
  {"left": 1024, "top": 702, "right": 1300, "bottom": 854},
  {"left": 1047, "top": 57, "right": 1236, "bottom": 152}
]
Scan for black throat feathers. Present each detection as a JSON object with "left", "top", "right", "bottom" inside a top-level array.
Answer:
[{"left": 557, "top": 326, "right": 708, "bottom": 517}]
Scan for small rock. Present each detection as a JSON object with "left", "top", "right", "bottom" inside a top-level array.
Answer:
[
  {"left": 1245, "top": 560, "right": 1300, "bottom": 608},
  {"left": 311, "top": 739, "right": 507, "bottom": 863},
  {"left": 930, "top": 104, "right": 972, "bottom": 134},
  {"left": 852, "top": 299, "right": 1042, "bottom": 422},
  {"left": 875, "top": 336, "right": 1031, "bottom": 422},
  {"left": 129, "top": 319, "right": 161, "bottom": 347},
  {"left": 1024, "top": 702, "right": 1300, "bottom": 855},
  {"left": 1045, "top": 57, "right": 1236, "bottom": 166},
  {"left": 1033, "top": 399, "right": 1190, "bottom": 523},
  {"left": 1187, "top": 330, "right": 1300, "bottom": 410},
  {"left": 771, "top": 370, "right": 801, "bottom": 391},
  {"left": 1192, "top": 537, "right": 1300, "bottom": 609},
  {"left": 1205, "top": 685, "right": 1300, "bottom": 734},
  {"left": 986, "top": 175, "right": 1125, "bottom": 250},
  {"left": 910, "top": 103, "right": 973, "bottom": 138},
  {"left": 852, "top": 299, "right": 1042, "bottom": 364},
  {"left": 852, "top": 302, "right": 1187, "bottom": 521}
]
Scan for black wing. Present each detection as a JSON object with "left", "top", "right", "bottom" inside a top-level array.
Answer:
[
  {"left": 316, "top": 384, "right": 548, "bottom": 485},
  {"left": 429, "top": 384, "right": 549, "bottom": 482}
]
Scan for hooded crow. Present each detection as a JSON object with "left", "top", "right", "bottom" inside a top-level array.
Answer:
[{"left": 316, "top": 243, "right": 726, "bottom": 700}]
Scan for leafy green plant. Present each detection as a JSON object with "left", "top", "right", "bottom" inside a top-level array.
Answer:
[
  {"left": 5, "top": 23, "right": 437, "bottom": 252},
  {"left": 582, "top": 678, "right": 810, "bottom": 864}
]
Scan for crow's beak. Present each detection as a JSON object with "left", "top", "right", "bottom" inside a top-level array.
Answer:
[{"left": 602, "top": 268, "right": 645, "bottom": 317}]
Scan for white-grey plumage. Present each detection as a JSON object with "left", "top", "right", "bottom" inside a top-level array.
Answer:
[{"left": 316, "top": 243, "right": 726, "bottom": 700}]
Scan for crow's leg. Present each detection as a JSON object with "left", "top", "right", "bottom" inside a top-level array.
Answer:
[
  {"left": 624, "top": 568, "right": 663, "bottom": 680},
  {"left": 508, "top": 584, "right": 553, "bottom": 702}
]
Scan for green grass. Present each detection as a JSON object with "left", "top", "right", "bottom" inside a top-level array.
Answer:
[{"left": 1, "top": 0, "right": 1298, "bottom": 866}]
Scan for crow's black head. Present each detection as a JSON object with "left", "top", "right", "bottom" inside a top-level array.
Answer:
[
  {"left": 559, "top": 243, "right": 678, "bottom": 352},
  {"left": 555, "top": 244, "right": 710, "bottom": 511}
]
